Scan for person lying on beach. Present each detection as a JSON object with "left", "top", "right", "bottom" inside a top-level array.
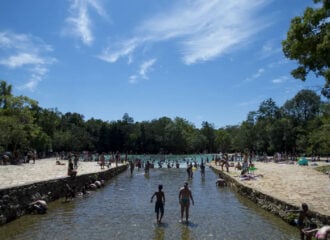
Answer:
[
  {"left": 239, "top": 174, "right": 263, "bottom": 181},
  {"left": 56, "top": 160, "right": 65, "bottom": 165}
]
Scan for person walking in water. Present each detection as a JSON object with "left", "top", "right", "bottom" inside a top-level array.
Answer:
[
  {"left": 179, "top": 182, "right": 194, "bottom": 223},
  {"left": 150, "top": 184, "right": 165, "bottom": 224}
]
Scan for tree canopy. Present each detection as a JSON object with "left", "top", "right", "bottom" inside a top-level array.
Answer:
[
  {"left": 0, "top": 80, "right": 329, "bottom": 159},
  {"left": 282, "top": 0, "right": 330, "bottom": 98}
]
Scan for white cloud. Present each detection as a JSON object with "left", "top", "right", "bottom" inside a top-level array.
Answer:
[
  {"left": 0, "top": 53, "right": 44, "bottom": 68},
  {"left": 97, "top": 38, "right": 140, "bottom": 63},
  {"left": 139, "top": 58, "right": 156, "bottom": 79},
  {"left": 271, "top": 76, "right": 289, "bottom": 84},
  {"left": 98, "top": 0, "right": 271, "bottom": 65},
  {"left": 128, "top": 58, "right": 157, "bottom": 84},
  {"left": 245, "top": 68, "right": 265, "bottom": 82},
  {"left": 258, "top": 41, "right": 282, "bottom": 59},
  {"left": 0, "top": 31, "right": 56, "bottom": 91},
  {"left": 129, "top": 75, "right": 138, "bottom": 84},
  {"left": 64, "top": 0, "right": 108, "bottom": 46}
]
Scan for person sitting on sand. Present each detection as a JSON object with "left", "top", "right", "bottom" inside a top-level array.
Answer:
[
  {"left": 235, "top": 161, "right": 242, "bottom": 171},
  {"left": 56, "top": 160, "right": 65, "bottom": 165}
]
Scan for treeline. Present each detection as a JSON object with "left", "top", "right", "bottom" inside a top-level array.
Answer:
[{"left": 0, "top": 80, "right": 329, "bottom": 158}]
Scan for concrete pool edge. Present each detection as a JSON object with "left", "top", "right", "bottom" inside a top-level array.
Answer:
[{"left": 0, "top": 164, "right": 128, "bottom": 226}]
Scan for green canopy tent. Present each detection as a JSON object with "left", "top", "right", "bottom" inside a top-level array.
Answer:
[{"left": 298, "top": 157, "right": 308, "bottom": 166}]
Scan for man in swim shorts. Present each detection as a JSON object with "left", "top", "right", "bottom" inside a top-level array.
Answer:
[
  {"left": 151, "top": 184, "right": 165, "bottom": 224},
  {"left": 179, "top": 182, "right": 194, "bottom": 222}
]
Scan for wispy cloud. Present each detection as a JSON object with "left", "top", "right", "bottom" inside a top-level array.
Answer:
[
  {"left": 129, "top": 58, "right": 157, "bottom": 84},
  {"left": 258, "top": 41, "right": 282, "bottom": 59},
  {"left": 97, "top": 38, "right": 140, "bottom": 63},
  {"left": 0, "top": 31, "right": 56, "bottom": 91},
  {"left": 245, "top": 68, "right": 265, "bottom": 82},
  {"left": 238, "top": 95, "right": 265, "bottom": 107},
  {"left": 64, "top": 0, "right": 108, "bottom": 46},
  {"left": 98, "top": 0, "right": 271, "bottom": 65},
  {"left": 271, "top": 76, "right": 289, "bottom": 84},
  {"left": 139, "top": 58, "right": 156, "bottom": 79}
]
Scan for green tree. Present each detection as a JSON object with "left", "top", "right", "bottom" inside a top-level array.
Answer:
[
  {"left": 282, "top": 89, "right": 321, "bottom": 122},
  {"left": 0, "top": 80, "right": 13, "bottom": 109},
  {"left": 200, "top": 121, "right": 216, "bottom": 153},
  {"left": 282, "top": 0, "right": 330, "bottom": 97}
]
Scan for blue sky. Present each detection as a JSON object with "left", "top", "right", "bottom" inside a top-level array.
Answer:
[{"left": 0, "top": 0, "right": 325, "bottom": 128}]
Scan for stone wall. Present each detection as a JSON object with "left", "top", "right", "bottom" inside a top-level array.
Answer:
[
  {"left": 211, "top": 167, "right": 330, "bottom": 226},
  {"left": 0, "top": 165, "right": 128, "bottom": 226}
]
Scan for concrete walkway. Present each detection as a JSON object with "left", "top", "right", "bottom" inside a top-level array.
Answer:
[
  {"left": 0, "top": 158, "right": 125, "bottom": 190},
  {"left": 210, "top": 161, "right": 330, "bottom": 217}
]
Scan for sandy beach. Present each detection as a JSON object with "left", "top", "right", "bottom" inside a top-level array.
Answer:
[
  {"left": 0, "top": 158, "right": 124, "bottom": 190},
  {"left": 211, "top": 161, "right": 330, "bottom": 216}
]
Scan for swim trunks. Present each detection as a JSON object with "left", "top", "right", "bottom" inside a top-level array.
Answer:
[
  {"left": 180, "top": 198, "right": 189, "bottom": 206},
  {"left": 155, "top": 201, "right": 164, "bottom": 214}
]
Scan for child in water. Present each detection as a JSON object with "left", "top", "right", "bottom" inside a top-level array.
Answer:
[{"left": 150, "top": 184, "right": 165, "bottom": 224}]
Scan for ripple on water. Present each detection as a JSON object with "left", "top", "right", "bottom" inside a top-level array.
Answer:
[{"left": 0, "top": 167, "right": 297, "bottom": 240}]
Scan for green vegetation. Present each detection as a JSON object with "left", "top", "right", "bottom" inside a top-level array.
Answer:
[
  {"left": 282, "top": 0, "right": 330, "bottom": 98},
  {"left": 315, "top": 165, "right": 330, "bottom": 174},
  {"left": 0, "top": 80, "right": 329, "bottom": 160}
]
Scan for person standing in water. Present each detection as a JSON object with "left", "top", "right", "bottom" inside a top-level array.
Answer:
[
  {"left": 151, "top": 184, "right": 165, "bottom": 224},
  {"left": 179, "top": 182, "right": 194, "bottom": 222}
]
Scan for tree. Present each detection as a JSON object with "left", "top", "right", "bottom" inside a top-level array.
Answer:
[
  {"left": 0, "top": 80, "right": 13, "bottom": 109},
  {"left": 282, "top": 89, "right": 321, "bottom": 122},
  {"left": 282, "top": 0, "right": 330, "bottom": 98},
  {"left": 200, "top": 121, "right": 216, "bottom": 153},
  {"left": 257, "top": 98, "right": 280, "bottom": 120}
]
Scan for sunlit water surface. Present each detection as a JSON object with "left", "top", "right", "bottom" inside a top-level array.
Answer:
[{"left": 0, "top": 167, "right": 298, "bottom": 240}]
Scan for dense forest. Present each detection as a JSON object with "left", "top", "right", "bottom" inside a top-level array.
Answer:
[{"left": 0, "top": 80, "right": 329, "bottom": 159}]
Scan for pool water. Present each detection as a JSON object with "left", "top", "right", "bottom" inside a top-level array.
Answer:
[{"left": 0, "top": 166, "right": 298, "bottom": 240}]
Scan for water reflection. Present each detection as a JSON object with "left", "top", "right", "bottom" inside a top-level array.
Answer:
[
  {"left": 153, "top": 225, "right": 165, "bottom": 240},
  {"left": 0, "top": 167, "right": 297, "bottom": 240}
]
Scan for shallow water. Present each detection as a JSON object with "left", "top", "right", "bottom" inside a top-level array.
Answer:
[{"left": 0, "top": 167, "right": 298, "bottom": 240}]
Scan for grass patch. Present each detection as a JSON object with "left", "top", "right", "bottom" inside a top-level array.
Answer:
[{"left": 314, "top": 165, "right": 330, "bottom": 174}]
